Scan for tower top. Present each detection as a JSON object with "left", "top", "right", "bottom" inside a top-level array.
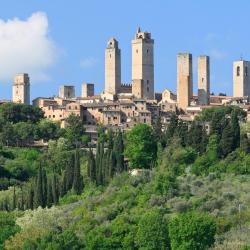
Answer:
[
  {"left": 135, "top": 27, "right": 151, "bottom": 40},
  {"left": 107, "top": 37, "right": 119, "bottom": 49}
]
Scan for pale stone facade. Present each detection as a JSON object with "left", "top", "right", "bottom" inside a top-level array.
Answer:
[
  {"left": 198, "top": 55, "right": 210, "bottom": 105},
  {"left": 12, "top": 73, "right": 30, "bottom": 105},
  {"left": 177, "top": 53, "right": 193, "bottom": 110},
  {"left": 132, "top": 79, "right": 144, "bottom": 98},
  {"left": 105, "top": 38, "right": 121, "bottom": 95},
  {"left": 132, "top": 28, "right": 154, "bottom": 99},
  {"left": 233, "top": 60, "right": 250, "bottom": 99},
  {"left": 82, "top": 83, "right": 94, "bottom": 98},
  {"left": 59, "top": 85, "right": 75, "bottom": 99}
]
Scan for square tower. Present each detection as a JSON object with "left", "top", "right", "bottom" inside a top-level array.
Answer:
[
  {"left": 132, "top": 27, "right": 154, "bottom": 100},
  {"left": 198, "top": 55, "right": 210, "bottom": 105},
  {"left": 177, "top": 53, "right": 193, "bottom": 110},
  {"left": 233, "top": 60, "right": 250, "bottom": 99},
  {"left": 59, "top": 85, "right": 75, "bottom": 99},
  {"left": 82, "top": 83, "right": 94, "bottom": 97},
  {"left": 12, "top": 73, "right": 30, "bottom": 105},
  {"left": 105, "top": 38, "right": 121, "bottom": 95}
]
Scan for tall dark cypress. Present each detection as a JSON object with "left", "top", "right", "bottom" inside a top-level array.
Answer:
[
  {"left": 28, "top": 183, "right": 34, "bottom": 210},
  {"left": 113, "top": 131, "right": 124, "bottom": 173},
  {"left": 96, "top": 142, "right": 104, "bottom": 185},
  {"left": 87, "top": 149, "right": 96, "bottom": 183},
  {"left": 72, "top": 149, "right": 84, "bottom": 194},
  {"left": 34, "top": 163, "right": 43, "bottom": 208},
  {"left": 52, "top": 172, "right": 59, "bottom": 204},
  {"left": 64, "top": 154, "right": 74, "bottom": 191},
  {"left": 231, "top": 110, "right": 240, "bottom": 149},
  {"left": 47, "top": 177, "right": 53, "bottom": 208},
  {"left": 12, "top": 185, "right": 16, "bottom": 210},
  {"left": 42, "top": 168, "right": 47, "bottom": 207}
]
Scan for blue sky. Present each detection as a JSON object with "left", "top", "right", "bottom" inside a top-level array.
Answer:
[{"left": 0, "top": 0, "right": 250, "bottom": 100}]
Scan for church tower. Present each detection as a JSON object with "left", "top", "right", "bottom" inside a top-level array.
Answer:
[
  {"left": 132, "top": 27, "right": 154, "bottom": 99},
  {"left": 12, "top": 73, "right": 30, "bottom": 105},
  {"left": 105, "top": 38, "right": 121, "bottom": 95}
]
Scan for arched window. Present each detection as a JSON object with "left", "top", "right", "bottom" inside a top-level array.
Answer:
[{"left": 237, "top": 66, "right": 240, "bottom": 76}]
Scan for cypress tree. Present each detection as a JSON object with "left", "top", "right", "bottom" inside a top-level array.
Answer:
[
  {"left": 34, "top": 163, "right": 44, "bottom": 208},
  {"left": 240, "top": 133, "right": 250, "bottom": 153},
  {"left": 47, "top": 177, "right": 53, "bottom": 207},
  {"left": 165, "top": 113, "right": 178, "bottom": 143},
  {"left": 175, "top": 120, "right": 188, "bottom": 147},
  {"left": 12, "top": 185, "right": 16, "bottom": 210},
  {"left": 42, "top": 168, "right": 47, "bottom": 207},
  {"left": 108, "top": 149, "right": 116, "bottom": 179},
  {"left": 220, "top": 121, "right": 235, "bottom": 157},
  {"left": 52, "top": 172, "right": 59, "bottom": 204},
  {"left": 72, "top": 149, "right": 84, "bottom": 194},
  {"left": 87, "top": 149, "right": 96, "bottom": 182},
  {"left": 231, "top": 110, "right": 240, "bottom": 149},
  {"left": 64, "top": 154, "right": 74, "bottom": 191},
  {"left": 96, "top": 142, "right": 104, "bottom": 185},
  {"left": 28, "top": 183, "right": 34, "bottom": 210},
  {"left": 113, "top": 131, "right": 124, "bottom": 173}
]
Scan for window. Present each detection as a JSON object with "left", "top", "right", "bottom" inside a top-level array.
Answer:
[
  {"left": 147, "top": 49, "right": 149, "bottom": 53},
  {"left": 69, "top": 106, "right": 71, "bottom": 110},
  {"left": 110, "top": 54, "right": 111, "bottom": 58},
  {"left": 147, "top": 87, "right": 149, "bottom": 92},
  {"left": 53, "top": 115, "right": 55, "bottom": 118},
  {"left": 245, "top": 66, "right": 248, "bottom": 76},
  {"left": 136, "top": 49, "right": 138, "bottom": 53},
  {"left": 237, "top": 66, "right": 240, "bottom": 76},
  {"left": 202, "top": 78, "right": 204, "bottom": 83}
]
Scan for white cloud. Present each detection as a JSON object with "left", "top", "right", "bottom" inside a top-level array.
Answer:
[
  {"left": 80, "top": 57, "right": 98, "bottom": 69},
  {"left": 0, "top": 12, "right": 57, "bottom": 82},
  {"left": 210, "top": 49, "right": 227, "bottom": 60}
]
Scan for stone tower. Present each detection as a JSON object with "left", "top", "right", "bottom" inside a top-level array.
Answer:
[
  {"left": 132, "top": 27, "right": 154, "bottom": 99},
  {"left": 177, "top": 53, "right": 193, "bottom": 110},
  {"left": 233, "top": 60, "right": 250, "bottom": 99},
  {"left": 12, "top": 73, "right": 30, "bottom": 105},
  {"left": 59, "top": 85, "right": 75, "bottom": 99},
  {"left": 82, "top": 83, "right": 94, "bottom": 97},
  {"left": 198, "top": 55, "right": 210, "bottom": 105},
  {"left": 105, "top": 38, "right": 121, "bottom": 95}
]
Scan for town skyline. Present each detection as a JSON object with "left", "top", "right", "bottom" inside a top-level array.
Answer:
[{"left": 1, "top": 0, "right": 250, "bottom": 100}]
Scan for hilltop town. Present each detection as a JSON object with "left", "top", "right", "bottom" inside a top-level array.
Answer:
[{"left": 3, "top": 28, "right": 249, "bottom": 139}]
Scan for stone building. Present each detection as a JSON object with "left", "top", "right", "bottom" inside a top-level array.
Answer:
[
  {"left": 105, "top": 38, "right": 121, "bottom": 95},
  {"left": 233, "top": 60, "right": 250, "bottom": 99},
  {"left": 198, "top": 55, "right": 210, "bottom": 105},
  {"left": 12, "top": 73, "right": 30, "bottom": 105},
  {"left": 81, "top": 83, "right": 94, "bottom": 98},
  {"left": 177, "top": 53, "right": 193, "bottom": 110},
  {"left": 59, "top": 85, "right": 75, "bottom": 99},
  {"left": 132, "top": 28, "right": 154, "bottom": 99}
]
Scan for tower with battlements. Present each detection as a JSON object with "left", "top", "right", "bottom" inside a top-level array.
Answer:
[
  {"left": 177, "top": 53, "right": 193, "bottom": 110},
  {"left": 105, "top": 38, "right": 121, "bottom": 95},
  {"left": 198, "top": 55, "right": 210, "bottom": 105},
  {"left": 132, "top": 27, "right": 154, "bottom": 99},
  {"left": 233, "top": 60, "right": 250, "bottom": 99},
  {"left": 12, "top": 73, "right": 30, "bottom": 105}
]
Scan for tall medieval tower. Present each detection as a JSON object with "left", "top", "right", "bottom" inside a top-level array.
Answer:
[
  {"left": 233, "top": 60, "right": 250, "bottom": 99},
  {"left": 177, "top": 53, "right": 193, "bottom": 110},
  {"left": 198, "top": 55, "right": 210, "bottom": 105},
  {"left": 12, "top": 73, "right": 30, "bottom": 105},
  {"left": 105, "top": 38, "right": 121, "bottom": 95},
  {"left": 132, "top": 28, "right": 154, "bottom": 99}
]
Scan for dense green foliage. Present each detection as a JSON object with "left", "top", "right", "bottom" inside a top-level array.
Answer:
[{"left": 0, "top": 105, "right": 250, "bottom": 249}]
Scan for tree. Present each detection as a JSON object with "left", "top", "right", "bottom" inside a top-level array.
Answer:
[
  {"left": 165, "top": 113, "right": 179, "bottom": 144},
  {"left": 72, "top": 150, "right": 83, "bottom": 194},
  {"left": 231, "top": 110, "right": 240, "bottom": 148},
  {"left": 0, "top": 212, "right": 20, "bottom": 249},
  {"left": 136, "top": 209, "right": 170, "bottom": 250},
  {"left": 87, "top": 149, "right": 96, "bottom": 183},
  {"left": 113, "top": 131, "right": 125, "bottom": 173},
  {"left": 169, "top": 211, "right": 216, "bottom": 250},
  {"left": 125, "top": 123, "right": 157, "bottom": 169},
  {"left": 35, "top": 119, "right": 60, "bottom": 141},
  {"left": 220, "top": 121, "right": 235, "bottom": 157},
  {"left": 64, "top": 114, "right": 85, "bottom": 147},
  {"left": 34, "top": 164, "right": 44, "bottom": 208},
  {"left": 240, "top": 133, "right": 250, "bottom": 153}
]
